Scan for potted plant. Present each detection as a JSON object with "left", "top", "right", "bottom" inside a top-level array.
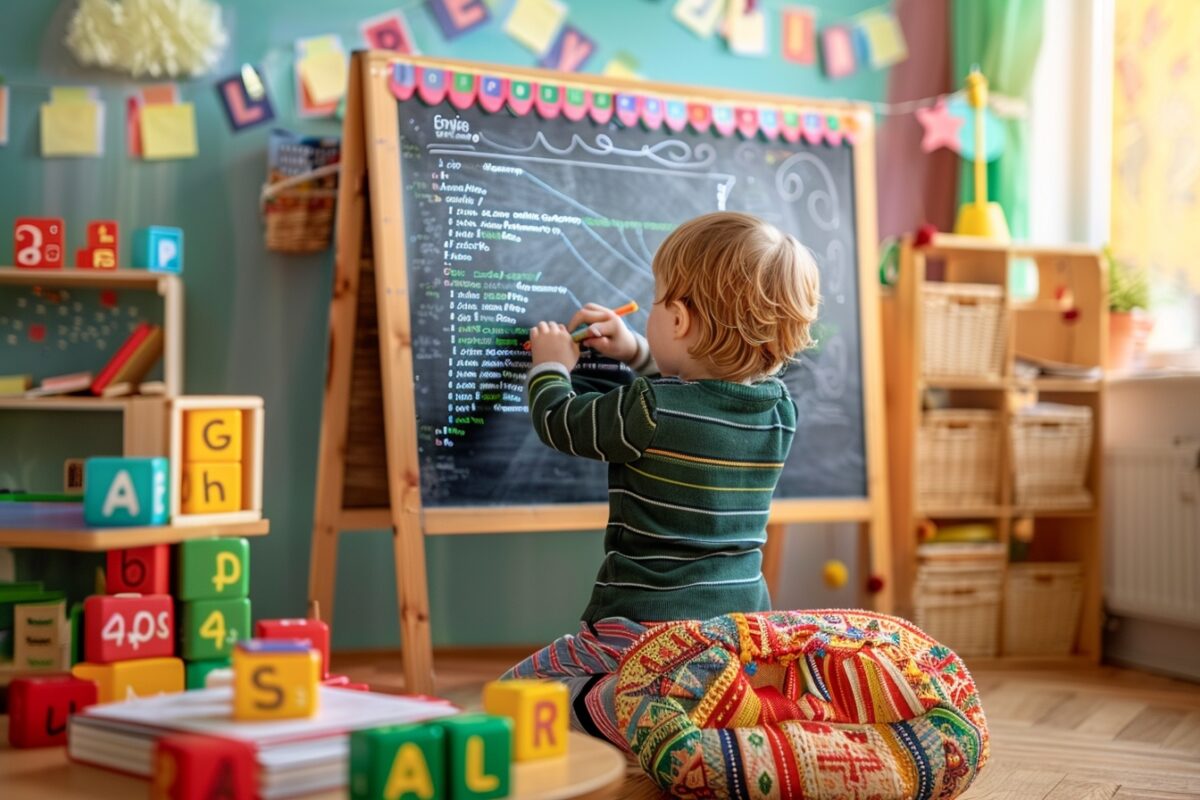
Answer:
[{"left": 1104, "top": 247, "right": 1152, "bottom": 372}]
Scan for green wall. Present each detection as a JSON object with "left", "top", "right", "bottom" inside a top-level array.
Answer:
[{"left": 0, "top": 0, "right": 888, "bottom": 649}]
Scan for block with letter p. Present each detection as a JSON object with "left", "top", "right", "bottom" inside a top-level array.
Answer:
[
  {"left": 482, "top": 679, "right": 567, "bottom": 761},
  {"left": 178, "top": 537, "right": 249, "bottom": 600},
  {"left": 133, "top": 226, "right": 183, "bottom": 273},
  {"left": 152, "top": 733, "right": 257, "bottom": 800},
  {"left": 83, "top": 457, "right": 169, "bottom": 527},
  {"left": 233, "top": 639, "right": 320, "bottom": 721}
]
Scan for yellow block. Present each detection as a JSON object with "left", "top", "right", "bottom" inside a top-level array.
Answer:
[
  {"left": 181, "top": 462, "right": 242, "bottom": 514},
  {"left": 73, "top": 657, "right": 184, "bottom": 703},
  {"left": 184, "top": 409, "right": 243, "bottom": 463},
  {"left": 233, "top": 647, "right": 320, "bottom": 721},
  {"left": 482, "top": 679, "right": 567, "bottom": 761}
]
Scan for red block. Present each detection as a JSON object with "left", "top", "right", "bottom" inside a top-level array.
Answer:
[
  {"left": 106, "top": 545, "right": 171, "bottom": 595},
  {"left": 152, "top": 734, "right": 257, "bottom": 800},
  {"left": 79, "top": 220, "right": 118, "bottom": 269},
  {"left": 255, "top": 618, "right": 331, "bottom": 678},
  {"left": 321, "top": 673, "right": 371, "bottom": 692},
  {"left": 8, "top": 674, "right": 98, "bottom": 748},
  {"left": 13, "top": 217, "right": 65, "bottom": 269},
  {"left": 83, "top": 594, "right": 174, "bottom": 663}
]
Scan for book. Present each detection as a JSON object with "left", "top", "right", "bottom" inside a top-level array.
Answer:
[
  {"left": 91, "top": 322, "right": 162, "bottom": 395},
  {"left": 24, "top": 372, "right": 93, "bottom": 397},
  {"left": 68, "top": 686, "right": 458, "bottom": 799},
  {"left": 0, "top": 374, "right": 32, "bottom": 396}
]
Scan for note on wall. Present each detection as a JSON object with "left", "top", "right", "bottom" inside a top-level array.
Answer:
[
  {"left": 295, "top": 35, "right": 346, "bottom": 118},
  {"left": 503, "top": 0, "right": 566, "bottom": 55},
  {"left": 781, "top": 6, "right": 816, "bottom": 64},
  {"left": 0, "top": 85, "right": 8, "bottom": 146},
  {"left": 673, "top": 0, "right": 724, "bottom": 38},
  {"left": 856, "top": 8, "right": 907, "bottom": 69},
  {"left": 139, "top": 102, "right": 197, "bottom": 160},
  {"left": 41, "top": 89, "right": 104, "bottom": 157},
  {"left": 727, "top": 5, "right": 768, "bottom": 57}
]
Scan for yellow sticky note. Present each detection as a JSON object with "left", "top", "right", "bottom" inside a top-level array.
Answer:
[
  {"left": 140, "top": 103, "right": 198, "bottom": 160},
  {"left": 504, "top": 0, "right": 567, "bottom": 55},
  {"left": 41, "top": 101, "right": 101, "bottom": 157},
  {"left": 727, "top": 8, "right": 767, "bottom": 56},
  {"left": 858, "top": 9, "right": 907, "bottom": 69},
  {"left": 299, "top": 49, "right": 348, "bottom": 106},
  {"left": 50, "top": 87, "right": 92, "bottom": 103},
  {"left": 300, "top": 35, "right": 342, "bottom": 57}
]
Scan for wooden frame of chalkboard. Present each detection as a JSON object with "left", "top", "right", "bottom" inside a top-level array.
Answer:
[{"left": 310, "top": 52, "right": 891, "bottom": 694}]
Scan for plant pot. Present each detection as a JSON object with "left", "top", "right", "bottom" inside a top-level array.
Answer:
[{"left": 1107, "top": 310, "right": 1154, "bottom": 373}]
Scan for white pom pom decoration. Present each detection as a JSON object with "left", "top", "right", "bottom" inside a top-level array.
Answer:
[{"left": 65, "top": 0, "right": 229, "bottom": 78}]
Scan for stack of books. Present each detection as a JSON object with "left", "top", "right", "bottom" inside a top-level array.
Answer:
[{"left": 3, "top": 321, "right": 165, "bottom": 399}]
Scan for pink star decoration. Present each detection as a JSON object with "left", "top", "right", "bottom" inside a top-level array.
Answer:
[{"left": 916, "top": 99, "right": 963, "bottom": 154}]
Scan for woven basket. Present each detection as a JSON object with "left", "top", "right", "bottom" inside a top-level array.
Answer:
[
  {"left": 913, "top": 543, "right": 1005, "bottom": 658},
  {"left": 917, "top": 409, "right": 1001, "bottom": 509},
  {"left": 923, "top": 282, "right": 1006, "bottom": 378},
  {"left": 1011, "top": 404, "right": 1093, "bottom": 509},
  {"left": 1003, "top": 562, "right": 1083, "bottom": 656},
  {"left": 261, "top": 131, "right": 341, "bottom": 254}
]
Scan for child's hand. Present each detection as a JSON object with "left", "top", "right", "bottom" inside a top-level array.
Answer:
[
  {"left": 529, "top": 321, "right": 579, "bottom": 371},
  {"left": 567, "top": 303, "right": 639, "bottom": 364}
]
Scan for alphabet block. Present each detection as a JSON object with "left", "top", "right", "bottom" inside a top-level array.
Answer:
[
  {"left": 13, "top": 599, "right": 69, "bottom": 670},
  {"left": 7, "top": 675, "right": 97, "bottom": 748},
  {"left": 185, "top": 658, "right": 231, "bottom": 690},
  {"left": 350, "top": 722, "right": 445, "bottom": 800},
  {"left": 72, "top": 656, "right": 184, "bottom": 703},
  {"left": 232, "top": 640, "right": 320, "bottom": 721},
  {"left": 255, "top": 618, "right": 330, "bottom": 678},
  {"left": 178, "top": 537, "right": 250, "bottom": 601},
  {"left": 76, "top": 219, "right": 119, "bottom": 270},
  {"left": 132, "top": 226, "right": 183, "bottom": 273},
  {"left": 83, "top": 593, "right": 174, "bottom": 663},
  {"left": 482, "top": 679, "right": 567, "bottom": 761},
  {"left": 184, "top": 409, "right": 243, "bottom": 463},
  {"left": 83, "top": 457, "right": 170, "bottom": 527},
  {"left": 13, "top": 217, "right": 64, "bottom": 269},
  {"left": 152, "top": 733, "right": 257, "bottom": 800},
  {"left": 182, "top": 597, "right": 251, "bottom": 660},
  {"left": 181, "top": 462, "right": 243, "bottom": 514},
  {"left": 106, "top": 544, "right": 171, "bottom": 594},
  {"left": 441, "top": 714, "right": 512, "bottom": 800},
  {"left": 69, "top": 602, "right": 84, "bottom": 665}
]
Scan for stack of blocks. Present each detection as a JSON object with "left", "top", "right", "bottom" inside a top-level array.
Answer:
[
  {"left": 178, "top": 538, "right": 251, "bottom": 684},
  {"left": 182, "top": 407, "right": 244, "bottom": 517}
]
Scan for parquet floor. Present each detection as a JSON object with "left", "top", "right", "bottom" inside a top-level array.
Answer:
[{"left": 336, "top": 652, "right": 1200, "bottom": 799}]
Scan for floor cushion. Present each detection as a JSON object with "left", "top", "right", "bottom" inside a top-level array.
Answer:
[{"left": 613, "top": 609, "right": 989, "bottom": 799}]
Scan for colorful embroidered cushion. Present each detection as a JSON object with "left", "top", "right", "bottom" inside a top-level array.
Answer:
[{"left": 613, "top": 610, "right": 988, "bottom": 799}]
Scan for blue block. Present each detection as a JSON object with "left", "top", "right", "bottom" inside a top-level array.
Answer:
[
  {"left": 83, "top": 457, "right": 170, "bottom": 527},
  {"left": 132, "top": 226, "right": 183, "bottom": 273}
]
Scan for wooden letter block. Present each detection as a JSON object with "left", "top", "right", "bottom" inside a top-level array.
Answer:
[
  {"left": 178, "top": 537, "right": 250, "bottom": 601},
  {"left": 441, "top": 714, "right": 512, "bottom": 800},
  {"left": 7, "top": 675, "right": 97, "bottom": 748},
  {"left": 232, "top": 640, "right": 320, "bottom": 721},
  {"left": 182, "top": 597, "right": 251, "bottom": 660},
  {"left": 152, "top": 734, "right": 257, "bottom": 800},
  {"left": 185, "top": 658, "right": 231, "bottom": 690},
  {"left": 84, "top": 593, "right": 174, "bottom": 663},
  {"left": 181, "top": 462, "right": 243, "bottom": 514},
  {"left": 79, "top": 220, "right": 118, "bottom": 271},
  {"left": 72, "top": 657, "right": 184, "bottom": 703},
  {"left": 132, "top": 226, "right": 183, "bottom": 273},
  {"left": 13, "top": 599, "right": 68, "bottom": 670},
  {"left": 256, "top": 618, "right": 330, "bottom": 678},
  {"left": 482, "top": 679, "right": 567, "bottom": 762},
  {"left": 106, "top": 544, "right": 171, "bottom": 594},
  {"left": 184, "top": 409, "right": 243, "bottom": 463},
  {"left": 350, "top": 723, "right": 445, "bottom": 800},
  {"left": 13, "top": 217, "right": 64, "bottom": 269},
  {"left": 83, "top": 457, "right": 170, "bottom": 527}
]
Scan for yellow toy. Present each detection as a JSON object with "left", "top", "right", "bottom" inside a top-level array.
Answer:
[
  {"left": 822, "top": 560, "right": 849, "bottom": 589},
  {"left": 72, "top": 657, "right": 184, "bottom": 703},
  {"left": 954, "top": 69, "right": 1010, "bottom": 240},
  {"left": 482, "top": 679, "right": 567, "bottom": 762},
  {"left": 233, "top": 639, "right": 319, "bottom": 721}
]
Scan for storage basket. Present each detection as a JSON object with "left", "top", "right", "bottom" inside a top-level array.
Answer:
[
  {"left": 1003, "top": 562, "right": 1083, "bottom": 656},
  {"left": 917, "top": 410, "right": 1001, "bottom": 509},
  {"left": 1011, "top": 403, "right": 1093, "bottom": 509},
  {"left": 922, "top": 282, "right": 1006, "bottom": 378},
  {"left": 260, "top": 130, "right": 341, "bottom": 253},
  {"left": 913, "top": 543, "right": 1004, "bottom": 658}
]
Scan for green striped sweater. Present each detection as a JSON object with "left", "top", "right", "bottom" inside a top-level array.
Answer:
[{"left": 527, "top": 348, "right": 796, "bottom": 624}]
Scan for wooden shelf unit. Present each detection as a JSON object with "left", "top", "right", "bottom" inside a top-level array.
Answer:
[{"left": 883, "top": 236, "right": 1107, "bottom": 662}]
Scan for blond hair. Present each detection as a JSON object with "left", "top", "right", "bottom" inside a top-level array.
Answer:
[{"left": 652, "top": 211, "right": 820, "bottom": 383}]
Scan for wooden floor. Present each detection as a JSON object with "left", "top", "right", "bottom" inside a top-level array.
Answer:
[{"left": 336, "top": 652, "right": 1200, "bottom": 799}]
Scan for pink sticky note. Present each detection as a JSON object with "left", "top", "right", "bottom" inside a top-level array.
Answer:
[
  {"left": 821, "top": 25, "right": 857, "bottom": 79},
  {"left": 361, "top": 10, "right": 419, "bottom": 54},
  {"left": 782, "top": 7, "right": 816, "bottom": 65}
]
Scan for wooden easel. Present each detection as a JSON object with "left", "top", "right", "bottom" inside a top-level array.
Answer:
[{"left": 310, "top": 52, "right": 892, "bottom": 695}]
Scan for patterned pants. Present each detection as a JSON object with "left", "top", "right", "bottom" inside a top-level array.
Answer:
[{"left": 500, "top": 617, "right": 648, "bottom": 752}]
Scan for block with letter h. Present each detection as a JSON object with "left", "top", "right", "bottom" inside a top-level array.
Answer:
[
  {"left": 83, "top": 457, "right": 170, "bottom": 527},
  {"left": 170, "top": 397, "right": 263, "bottom": 525}
]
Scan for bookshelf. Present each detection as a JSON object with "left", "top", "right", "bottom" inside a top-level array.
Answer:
[{"left": 882, "top": 234, "right": 1108, "bottom": 662}]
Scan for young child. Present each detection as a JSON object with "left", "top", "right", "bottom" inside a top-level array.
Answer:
[{"left": 504, "top": 211, "right": 820, "bottom": 747}]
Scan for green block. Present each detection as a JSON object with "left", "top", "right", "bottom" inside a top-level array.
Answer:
[
  {"left": 177, "top": 537, "right": 249, "bottom": 601},
  {"left": 185, "top": 658, "right": 231, "bottom": 689},
  {"left": 441, "top": 714, "right": 511, "bottom": 800},
  {"left": 350, "top": 723, "right": 445, "bottom": 800},
  {"left": 69, "top": 602, "right": 84, "bottom": 666},
  {"left": 181, "top": 597, "right": 250, "bottom": 660}
]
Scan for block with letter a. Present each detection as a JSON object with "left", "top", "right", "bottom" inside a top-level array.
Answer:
[
  {"left": 83, "top": 457, "right": 170, "bottom": 527},
  {"left": 13, "top": 217, "right": 64, "bottom": 269}
]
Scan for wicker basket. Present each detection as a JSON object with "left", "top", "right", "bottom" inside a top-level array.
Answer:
[
  {"left": 917, "top": 410, "right": 1001, "bottom": 509},
  {"left": 1011, "top": 404, "right": 1093, "bottom": 509},
  {"left": 1003, "top": 562, "right": 1083, "bottom": 656},
  {"left": 912, "top": 543, "right": 1004, "bottom": 658},
  {"left": 260, "top": 130, "right": 341, "bottom": 254},
  {"left": 922, "top": 282, "right": 1006, "bottom": 378}
]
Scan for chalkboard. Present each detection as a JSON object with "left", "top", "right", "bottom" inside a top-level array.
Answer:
[{"left": 394, "top": 87, "right": 866, "bottom": 507}]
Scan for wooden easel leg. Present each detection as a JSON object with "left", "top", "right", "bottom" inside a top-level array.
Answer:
[
  {"left": 393, "top": 502, "right": 434, "bottom": 695},
  {"left": 762, "top": 523, "right": 785, "bottom": 600}
]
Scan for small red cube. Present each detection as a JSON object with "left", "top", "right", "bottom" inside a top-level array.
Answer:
[
  {"left": 106, "top": 545, "right": 171, "bottom": 595},
  {"left": 8, "top": 674, "right": 98, "bottom": 748},
  {"left": 83, "top": 593, "right": 175, "bottom": 663},
  {"left": 255, "top": 618, "right": 331, "bottom": 678},
  {"left": 153, "top": 734, "right": 257, "bottom": 800},
  {"left": 14, "top": 217, "right": 65, "bottom": 269}
]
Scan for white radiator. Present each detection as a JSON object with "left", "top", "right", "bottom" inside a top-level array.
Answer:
[{"left": 1105, "top": 440, "right": 1200, "bottom": 627}]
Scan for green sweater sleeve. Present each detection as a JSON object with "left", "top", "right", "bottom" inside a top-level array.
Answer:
[{"left": 526, "top": 368, "right": 657, "bottom": 462}]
